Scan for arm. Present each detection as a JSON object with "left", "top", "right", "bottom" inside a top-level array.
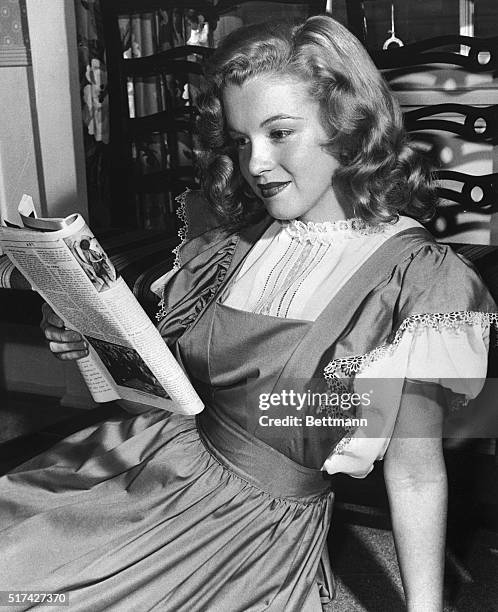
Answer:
[{"left": 384, "top": 380, "right": 447, "bottom": 612}]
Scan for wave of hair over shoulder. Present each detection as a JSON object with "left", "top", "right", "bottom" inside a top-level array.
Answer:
[{"left": 196, "top": 15, "right": 437, "bottom": 227}]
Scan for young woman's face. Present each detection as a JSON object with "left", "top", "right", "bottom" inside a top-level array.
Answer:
[{"left": 223, "top": 74, "right": 345, "bottom": 222}]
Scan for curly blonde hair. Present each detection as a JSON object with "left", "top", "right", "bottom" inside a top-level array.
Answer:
[{"left": 196, "top": 15, "right": 437, "bottom": 227}]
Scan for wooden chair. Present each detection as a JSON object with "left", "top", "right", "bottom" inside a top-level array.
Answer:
[{"left": 375, "top": 34, "right": 498, "bottom": 241}]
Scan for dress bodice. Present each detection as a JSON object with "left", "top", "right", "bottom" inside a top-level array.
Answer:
[
  {"left": 169, "top": 217, "right": 377, "bottom": 469},
  {"left": 177, "top": 300, "right": 334, "bottom": 468},
  {"left": 157, "top": 208, "right": 497, "bottom": 475}
]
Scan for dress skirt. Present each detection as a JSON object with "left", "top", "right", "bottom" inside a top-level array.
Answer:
[{"left": 0, "top": 406, "right": 333, "bottom": 611}]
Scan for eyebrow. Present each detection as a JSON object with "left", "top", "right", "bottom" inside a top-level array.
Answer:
[
  {"left": 227, "top": 114, "right": 304, "bottom": 134},
  {"left": 261, "top": 114, "right": 304, "bottom": 127}
]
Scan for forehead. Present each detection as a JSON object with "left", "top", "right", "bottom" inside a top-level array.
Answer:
[{"left": 222, "top": 75, "right": 316, "bottom": 130}]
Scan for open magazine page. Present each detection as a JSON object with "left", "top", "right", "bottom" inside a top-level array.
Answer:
[{"left": 0, "top": 213, "right": 204, "bottom": 415}]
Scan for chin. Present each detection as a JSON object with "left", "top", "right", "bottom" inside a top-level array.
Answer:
[
  {"left": 268, "top": 213, "right": 292, "bottom": 221},
  {"left": 263, "top": 203, "right": 298, "bottom": 221},
  {"left": 266, "top": 211, "right": 296, "bottom": 221}
]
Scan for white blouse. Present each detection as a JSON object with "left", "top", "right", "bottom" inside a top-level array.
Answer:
[{"left": 219, "top": 216, "right": 420, "bottom": 320}]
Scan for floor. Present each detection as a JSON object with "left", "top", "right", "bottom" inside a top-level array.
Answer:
[
  {"left": 0, "top": 393, "right": 497, "bottom": 611},
  {"left": 329, "top": 513, "right": 498, "bottom": 611}
]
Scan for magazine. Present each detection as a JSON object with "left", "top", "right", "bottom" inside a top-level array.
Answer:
[{"left": 0, "top": 195, "right": 204, "bottom": 415}]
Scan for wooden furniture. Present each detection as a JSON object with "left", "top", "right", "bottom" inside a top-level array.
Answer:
[
  {"left": 342, "top": 0, "right": 498, "bottom": 240},
  {"left": 374, "top": 34, "right": 498, "bottom": 239}
]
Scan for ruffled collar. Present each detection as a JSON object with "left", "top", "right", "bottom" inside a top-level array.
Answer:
[{"left": 282, "top": 218, "right": 386, "bottom": 245}]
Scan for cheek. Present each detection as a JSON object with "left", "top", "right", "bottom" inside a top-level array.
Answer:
[
  {"left": 311, "top": 149, "right": 340, "bottom": 180},
  {"left": 238, "top": 151, "right": 251, "bottom": 182},
  {"left": 280, "top": 141, "right": 317, "bottom": 175}
]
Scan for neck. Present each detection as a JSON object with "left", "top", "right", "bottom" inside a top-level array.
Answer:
[{"left": 298, "top": 188, "right": 353, "bottom": 223}]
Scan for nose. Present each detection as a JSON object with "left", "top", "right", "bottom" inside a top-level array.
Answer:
[{"left": 246, "top": 138, "right": 274, "bottom": 177}]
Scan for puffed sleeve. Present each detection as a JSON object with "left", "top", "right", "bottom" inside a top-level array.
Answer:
[
  {"left": 153, "top": 190, "right": 243, "bottom": 345},
  {"left": 322, "top": 243, "right": 497, "bottom": 478},
  {"left": 150, "top": 189, "right": 226, "bottom": 298}
]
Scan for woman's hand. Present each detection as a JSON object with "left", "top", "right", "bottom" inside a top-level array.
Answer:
[{"left": 40, "top": 303, "right": 89, "bottom": 360}]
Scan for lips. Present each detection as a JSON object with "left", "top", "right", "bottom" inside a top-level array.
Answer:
[{"left": 257, "top": 182, "right": 291, "bottom": 198}]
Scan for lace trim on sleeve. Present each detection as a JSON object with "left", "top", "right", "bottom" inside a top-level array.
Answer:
[
  {"left": 323, "top": 311, "right": 498, "bottom": 380},
  {"left": 322, "top": 311, "right": 498, "bottom": 459},
  {"left": 171, "top": 188, "right": 191, "bottom": 272}
]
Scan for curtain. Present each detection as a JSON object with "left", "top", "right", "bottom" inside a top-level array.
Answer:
[{"left": 75, "top": 0, "right": 110, "bottom": 227}]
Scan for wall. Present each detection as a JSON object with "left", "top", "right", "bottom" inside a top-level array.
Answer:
[
  {"left": 1, "top": 0, "right": 91, "bottom": 404},
  {"left": 25, "top": 0, "right": 88, "bottom": 219},
  {"left": 0, "top": 0, "right": 88, "bottom": 222},
  {"left": 0, "top": 66, "right": 41, "bottom": 221},
  {"left": 0, "top": 0, "right": 40, "bottom": 221}
]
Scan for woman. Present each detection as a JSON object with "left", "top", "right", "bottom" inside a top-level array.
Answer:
[{"left": 1, "top": 15, "right": 496, "bottom": 612}]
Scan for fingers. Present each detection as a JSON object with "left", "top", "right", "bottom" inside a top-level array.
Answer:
[
  {"left": 44, "top": 325, "right": 84, "bottom": 344},
  {"left": 40, "top": 302, "right": 64, "bottom": 333},
  {"left": 40, "top": 302, "right": 89, "bottom": 360},
  {"left": 41, "top": 302, "right": 63, "bottom": 324},
  {"left": 47, "top": 336, "right": 89, "bottom": 361},
  {"left": 49, "top": 344, "right": 89, "bottom": 361}
]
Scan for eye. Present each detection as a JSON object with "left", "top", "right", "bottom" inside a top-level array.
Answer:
[
  {"left": 270, "top": 129, "right": 293, "bottom": 141},
  {"left": 230, "top": 136, "right": 249, "bottom": 149}
]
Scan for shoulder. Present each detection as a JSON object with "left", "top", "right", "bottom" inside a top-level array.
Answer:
[
  {"left": 172, "top": 189, "right": 232, "bottom": 269},
  {"left": 349, "top": 216, "right": 498, "bottom": 330},
  {"left": 176, "top": 189, "right": 224, "bottom": 241},
  {"left": 392, "top": 224, "right": 497, "bottom": 321},
  {"left": 172, "top": 189, "right": 273, "bottom": 269}
]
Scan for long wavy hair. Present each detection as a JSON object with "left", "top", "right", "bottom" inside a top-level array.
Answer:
[{"left": 196, "top": 15, "right": 437, "bottom": 227}]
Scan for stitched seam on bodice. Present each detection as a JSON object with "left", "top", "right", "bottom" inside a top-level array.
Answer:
[
  {"left": 253, "top": 239, "right": 299, "bottom": 313},
  {"left": 281, "top": 243, "right": 329, "bottom": 317}
]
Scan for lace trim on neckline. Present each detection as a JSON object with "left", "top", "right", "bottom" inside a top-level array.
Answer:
[
  {"left": 324, "top": 311, "right": 498, "bottom": 380},
  {"left": 283, "top": 218, "right": 386, "bottom": 245}
]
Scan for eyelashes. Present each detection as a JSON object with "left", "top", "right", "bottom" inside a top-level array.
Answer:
[
  {"left": 269, "top": 129, "right": 293, "bottom": 141},
  {"left": 231, "top": 136, "right": 249, "bottom": 148},
  {"left": 229, "top": 130, "right": 294, "bottom": 149}
]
